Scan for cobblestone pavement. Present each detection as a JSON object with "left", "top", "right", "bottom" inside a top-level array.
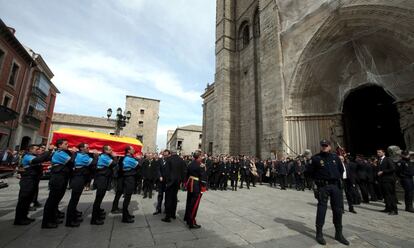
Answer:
[{"left": 0, "top": 178, "right": 413, "bottom": 248}]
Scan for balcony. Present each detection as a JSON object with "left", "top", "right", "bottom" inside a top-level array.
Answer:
[
  {"left": 0, "top": 105, "right": 19, "bottom": 122},
  {"left": 23, "top": 106, "right": 44, "bottom": 129}
]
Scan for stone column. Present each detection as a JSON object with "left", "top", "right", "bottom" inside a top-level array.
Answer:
[{"left": 214, "top": 0, "right": 236, "bottom": 155}]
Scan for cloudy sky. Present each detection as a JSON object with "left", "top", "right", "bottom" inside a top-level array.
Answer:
[{"left": 0, "top": 0, "right": 216, "bottom": 150}]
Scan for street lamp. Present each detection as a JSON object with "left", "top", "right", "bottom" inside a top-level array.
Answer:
[{"left": 107, "top": 107, "right": 132, "bottom": 136}]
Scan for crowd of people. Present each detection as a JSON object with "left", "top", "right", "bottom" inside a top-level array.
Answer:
[{"left": 4, "top": 138, "right": 414, "bottom": 245}]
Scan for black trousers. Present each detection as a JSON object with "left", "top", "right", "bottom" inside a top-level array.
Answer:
[
  {"left": 230, "top": 177, "right": 238, "bottom": 190},
  {"left": 316, "top": 184, "right": 343, "bottom": 228},
  {"left": 279, "top": 175, "right": 287, "bottom": 189},
  {"left": 123, "top": 175, "right": 136, "bottom": 219},
  {"left": 269, "top": 175, "right": 277, "bottom": 187},
  {"left": 112, "top": 177, "right": 124, "bottom": 210},
  {"left": 381, "top": 181, "right": 398, "bottom": 212},
  {"left": 42, "top": 172, "right": 67, "bottom": 226},
  {"left": 240, "top": 175, "right": 250, "bottom": 188},
  {"left": 135, "top": 175, "right": 142, "bottom": 194},
  {"left": 295, "top": 175, "right": 305, "bottom": 190},
  {"left": 32, "top": 176, "right": 41, "bottom": 204},
  {"left": 92, "top": 174, "right": 109, "bottom": 221},
  {"left": 184, "top": 191, "right": 202, "bottom": 225},
  {"left": 358, "top": 180, "right": 370, "bottom": 203},
  {"left": 143, "top": 178, "right": 154, "bottom": 197},
  {"left": 165, "top": 182, "right": 179, "bottom": 218},
  {"left": 368, "top": 182, "right": 377, "bottom": 201},
  {"left": 343, "top": 179, "right": 355, "bottom": 211},
  {"left": 400, "top": 178, "right": 413, "bottom": 211},
  {"left": 156, "top": 181, "right": 166, "bottom": 212},
  {"left": 66, "top": 173, "right": 85, "bottom": 225},
  {"left": 219, "top": 175, "right": 228, "bottom": 189},
  {"left": 15, "top": 176, "right": 36, "bottom": 222}
]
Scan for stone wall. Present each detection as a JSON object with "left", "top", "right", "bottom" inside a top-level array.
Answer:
[
  {"left": 203, "top": 0, "right": 414, "bottom": 158},
  {"left": 122, "top": 96, "right": 160, "bottom": 153}
]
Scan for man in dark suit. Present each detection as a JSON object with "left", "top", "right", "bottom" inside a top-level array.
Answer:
[
  {"left": 154, "top": 150, "right": 169, "bottom": 215},
  {"left": 340, "top": 156, "right": 357, "bottom": 214},
  {"left": 162, "top": 150, "right": 187, "bottom": 222},
  {"left": 377, "top": 149, "right": 398, "bottom": 215}
]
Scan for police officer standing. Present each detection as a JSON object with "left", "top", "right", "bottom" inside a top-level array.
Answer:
[
  {"left": 396, "top": 150, "right": 414, "bottom": 213},
  {"left": 14, "top": 144, "right": 53, "bottom": 225},
  {"left": 42, "top": 139, "right": 72, "bottom": 229},
  {"left": 309, "top": 140, "right": 349, "bottom": 246},
  {"left": 184, "top": 151, "right": 207, "bottom": 229},
  {"left": 66, "top": 143, "right": 97, "bottom": 227},
  {"left": 121, "top": 145, "right": 139, "bottom": 223}
]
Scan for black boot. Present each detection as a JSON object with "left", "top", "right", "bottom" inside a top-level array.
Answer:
[
  {"left": 316, "top": 225, "right": 326, "bottom": 245},
  {"left": 335, "top": 226, "right": 349, "bottom": 246}
]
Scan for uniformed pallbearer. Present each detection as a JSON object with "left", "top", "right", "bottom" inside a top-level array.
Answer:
[
  {"left": 309, "top": 139, "right": 349, "bottom": 246},
  {"left": 14, "top": 144, "right": 52, "bottom": 225}
]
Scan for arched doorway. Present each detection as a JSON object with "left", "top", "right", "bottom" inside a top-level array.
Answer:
[
  {"left": 342, "top": 85, "right": 405, "bottom": 155},
  {"left": 20, "top": 136, "right": 31, "bottom": 151}
]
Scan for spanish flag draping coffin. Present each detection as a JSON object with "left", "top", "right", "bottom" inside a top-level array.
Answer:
[{"left": 51, "top": 128, "right": 142, "bottom": 156}]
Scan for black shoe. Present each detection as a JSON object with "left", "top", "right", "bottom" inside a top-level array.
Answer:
[
  {"left": 161, "top": 217, "right": 171, "bottom": 223},
  {"left": 90, "top": 219, "right": 104, "bottom": 225},
  {"left": 26, "top": 217, "right": 36, "bottom": 222},
  {"left": 380, "top": 209, "right": 390, "bottom": 213},
  {"left": 42, "top": 222, "right": 58, "bottom": 229},
  {"left": 111, "top": 208, "right": 122, "bottom": 214},
  {"left": 335, "top": 229, "right": 350, "bottom": 246},
  {"left": 153, "top": 210, "right": 161, "bottom": 215},
  {"left": 316, "top": 226, "right": 326, "bottom": 245},
  {"left": 388, "top": 211, "right": 398, "bottom": 215},
  {"left": 65, "top": 221, "right": 80, "bottom": 227},
  {"left": 33, "top": 201, "right": 42, "bottom": 208},
  {"left": 122, "top": 217, "right": 134, "bottom": 223},
  {"left": 189, "top": 224, "right": 201, "bottom": 229},
  {"left": 143, "top": 195, "right": 147, "bottom": 199},
  {"left": 406, "top": 209, "right": 414, "bottom": 213},
  {"left": 14, "top": 219, "right": 32, "bottom": 225},
  {"left": 349, "top": 209, "right": 357, "bottom": 214}
]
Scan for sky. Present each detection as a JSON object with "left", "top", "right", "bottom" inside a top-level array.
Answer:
[{"left": 0, "top": 0, "right": 216, "bottom": 150}]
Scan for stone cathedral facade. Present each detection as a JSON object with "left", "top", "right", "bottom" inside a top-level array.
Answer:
[{"left": 202, "top": 0, "right": 414, "bottom": 159}]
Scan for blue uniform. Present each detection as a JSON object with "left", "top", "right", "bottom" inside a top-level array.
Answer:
[
  {"left": 21, "top": 154, "right": 36, "bottom": 169},
  {"left": 74, "top": 153, "right": 93, "bottom": 168},
  {"left": 123, "top": 155, "right": 138, "bottom": 171},
  {"left": 310, "top": 152, "right": 343, "bottom": 181},
  {"left": 97, "top": 154, "right": 113, "bottom": 169},
  {"left": 51, "top": 150, "right": 71, "bottom": 166}
]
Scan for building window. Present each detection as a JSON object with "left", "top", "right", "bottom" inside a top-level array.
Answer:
[
  {"left": 0, "top": 48, "right": 5, "bottom": 73},
  {"left": 8, "top": 62, "right": 20, "bottom": 86},
  {"left": 140, "top": 109, "right": 145, "bottom": 114},
  {"left": 2, "top": 95, "right": 12, "bottom": 107},
  {"left": 137, "top": 135, "right": 143, "bottom": 143},
  {"left": 198, "top": 144, "right": 202, "bottom": 149},
  {"left": 177, "top": 140, "right": 182, "bottom": 150},
  {"left": 199, "top": 134, "right": 203, "bottom": 139},
  {"left": 138, "top": 121, "right": 144, "bottom": 127},
  {"left": 208, "top": 142, "right": 213, "bottom": 154}
]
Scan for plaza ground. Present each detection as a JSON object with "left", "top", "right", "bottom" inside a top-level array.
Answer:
[{"left": 0, "top": 178, "right": 413, "bottom": 248}]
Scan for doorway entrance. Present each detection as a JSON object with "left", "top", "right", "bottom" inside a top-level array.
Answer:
[{"left": 342, "top": 85, "right": 405, "bottom": 155}]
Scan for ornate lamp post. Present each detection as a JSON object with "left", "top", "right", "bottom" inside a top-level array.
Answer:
[{"left": 107, "top": 107, "right": 132, "bottom": 136}]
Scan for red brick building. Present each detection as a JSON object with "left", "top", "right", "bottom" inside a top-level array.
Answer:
[{"left": 0, "top": 19, "right": 59, "bottom": 151}]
